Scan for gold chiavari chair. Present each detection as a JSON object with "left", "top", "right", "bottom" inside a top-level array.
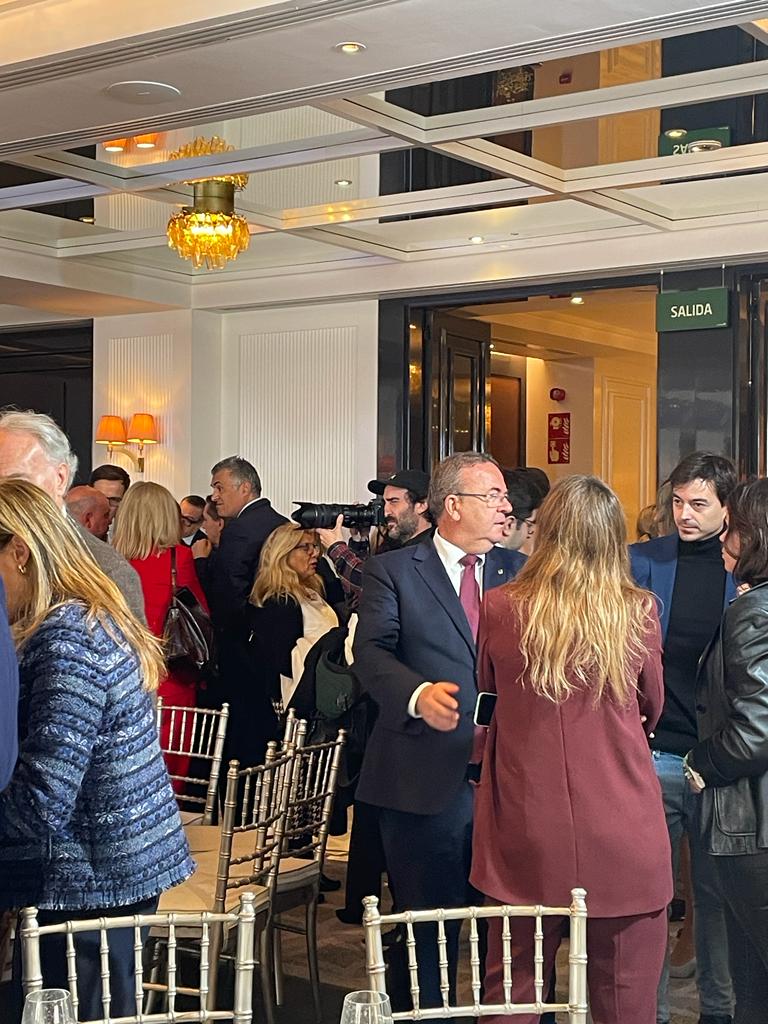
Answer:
[{"left": 156, "top": 698, "right": 230, "bottom": 825}]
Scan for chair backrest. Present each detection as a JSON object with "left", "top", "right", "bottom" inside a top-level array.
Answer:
[
  {"left": 156, "top": 698, "right": 229, "bottom": 824},
  {"left": 20, "top": 892, "right": 258, "bottom": 1024},
  {"left": 282, "top": 722, "right": 346, "bottom": 865},
  {"left": 362, "top": 889, "right": 589, "bottom": 1023},
  {"left": 213, "top": 741, "right": 296, "bottom": 913}
]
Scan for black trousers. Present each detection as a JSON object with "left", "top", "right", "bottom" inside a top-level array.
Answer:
[
  {"left": 342, "top": 800, "right": 388, "bottom": 921},
  {"left": 378, "top": 784, "right": 474, "bottom": 1011},
  {"left": 712, "top": 850, "right": 768, "bottom": 1024},
  {"left": 11, "top": 897, "right": 158, "bottom": 1023}
]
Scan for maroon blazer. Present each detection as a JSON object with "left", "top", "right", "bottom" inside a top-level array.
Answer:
[{"left": 470, "top": 587, "right": 672, "bottom": 918}]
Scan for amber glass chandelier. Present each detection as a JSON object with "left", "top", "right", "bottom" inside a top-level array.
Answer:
[{"left": 166, "top": 136, "right": 251, "bottom": 270}]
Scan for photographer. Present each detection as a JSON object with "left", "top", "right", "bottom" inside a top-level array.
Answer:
[{"left": 317, "top": 470, "right": 432, "bottom": 601}]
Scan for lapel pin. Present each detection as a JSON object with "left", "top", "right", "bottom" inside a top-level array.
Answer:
[{"left": 497, "top": 568, "right": 504, "bottom": 575}]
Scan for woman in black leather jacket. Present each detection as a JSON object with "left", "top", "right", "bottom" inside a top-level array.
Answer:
[{"left": 687, "top": 478, "right": 768, "bottom": 1024}]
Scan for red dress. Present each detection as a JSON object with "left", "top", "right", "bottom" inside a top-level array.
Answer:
[{"left": 130, "top": 545, "right": 209, "bottom": 782}]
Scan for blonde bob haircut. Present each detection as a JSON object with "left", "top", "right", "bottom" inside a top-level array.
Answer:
[
  {"left": 0, "top": 477, "right": 164, "bottom": 691},
  {"left": 112, "top": 481, "right": 182, "bottom": 561},
  {"left": 250, "top": 523, "right": 323, "bottom": 607},
  {"left": 508, "top": 474, "right": 655, "bottom": 706}
]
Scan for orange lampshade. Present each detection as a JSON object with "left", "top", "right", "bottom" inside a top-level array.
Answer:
[
  {"left": 103, "top": 138, "right": 128, "bottom": 153},
  {"left": 134, "top": 133, "right": 159, "bottom": 149},
  {"left": 95, "top": 415, "right": 127, "bottom": 445},
  {"left": 127, "top": 413, "right": 158, "bottom": 444}
]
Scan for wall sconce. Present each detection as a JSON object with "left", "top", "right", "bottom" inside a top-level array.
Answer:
[
  {"left": 95, "top": 412, "right": 159, "bottom": 472},
  {"left": 102, "top": 133, "right": 161, "bottom": 154}
]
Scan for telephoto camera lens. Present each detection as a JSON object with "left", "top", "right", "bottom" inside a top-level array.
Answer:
[{"left": 292, "top": 501, "right": 384, "bottom": 531}]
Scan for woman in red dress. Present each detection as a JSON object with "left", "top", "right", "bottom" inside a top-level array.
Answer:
[
  {"left": 113, "top": 481, "right": 209, "bottom": 784},
  {"left": 472, "top": 475, "right": 672, "bottom": 1024}
]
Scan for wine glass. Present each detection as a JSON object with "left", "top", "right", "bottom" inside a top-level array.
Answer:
[
  {"left": 340, "top": 990, "right": 393, "bottom": 1024},
  {"left": 21, "top": 989, "right": 76, "bottom": 1024}
]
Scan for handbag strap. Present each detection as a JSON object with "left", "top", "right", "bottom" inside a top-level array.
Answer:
[{"left": 170, "top": 545, "right": 178, "bottom": 594}]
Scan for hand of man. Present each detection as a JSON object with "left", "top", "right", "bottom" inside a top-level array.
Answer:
[
  {"left": 192, "top": 538, "right": 212, "bottom": 559},
  {"left": 317, "top": 513, "right": 345, "bottom": 550},
  {"left": 416, "top": 682, "right": 460, "bottom": 731}
]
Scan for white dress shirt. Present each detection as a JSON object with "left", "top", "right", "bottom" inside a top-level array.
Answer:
[{"left": 407, "top": 530, "right": 484, "bottom": 718}]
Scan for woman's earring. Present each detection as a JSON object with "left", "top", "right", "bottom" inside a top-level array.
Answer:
[{"left": 17, "top": 563, "right": 26, "bottom": 575}]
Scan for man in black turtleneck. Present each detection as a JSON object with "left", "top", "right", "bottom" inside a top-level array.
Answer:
[{"left": 630, "top": 452, "right": 737, "bottom": 1024}]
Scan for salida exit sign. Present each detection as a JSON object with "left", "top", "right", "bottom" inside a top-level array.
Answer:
[{"left": 656, "top": 287, "right": 730, "bottom": 332}]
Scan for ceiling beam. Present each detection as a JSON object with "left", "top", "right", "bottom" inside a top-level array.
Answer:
[
  {"left": 425, "top": 58, "right": 768, "bottom": 142},
  {"left": 281, "top": 178, "right": 547, "bottom": 229}
]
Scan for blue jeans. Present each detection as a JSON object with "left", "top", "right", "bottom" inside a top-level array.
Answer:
[{"left": 653, "top": 750, "right": 733, "bottom": 1022}]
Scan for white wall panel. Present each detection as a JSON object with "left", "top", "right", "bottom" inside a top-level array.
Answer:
[
  {"left": 92, "top": 311, "right": 194, "bottom": 498},
  {"left": 222, "top": 301, "right": 378, "bottom": 519}
]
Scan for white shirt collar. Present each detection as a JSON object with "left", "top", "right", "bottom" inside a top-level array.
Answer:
[
  {"left": 237, "top": 498, "right": 260, "bottom": 518},
  {"left": 433, "top": 529, "right": 485, "bottom": 568}
]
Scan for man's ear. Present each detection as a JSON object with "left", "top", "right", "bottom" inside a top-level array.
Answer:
[
  {"left": 53, "top": 462, "right": 70, "bottom": 503},
  {"left": 414, "top": 500, "right": 429, "bottom": 518}
]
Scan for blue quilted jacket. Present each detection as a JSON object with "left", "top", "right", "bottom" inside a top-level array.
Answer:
[{"left": 0, "top": 602, "right": 194, "bottom": 910}]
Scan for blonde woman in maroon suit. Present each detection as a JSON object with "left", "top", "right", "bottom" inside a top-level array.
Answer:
[{"left": 472, "top": 475, "right": 672, "bottom": 1024}]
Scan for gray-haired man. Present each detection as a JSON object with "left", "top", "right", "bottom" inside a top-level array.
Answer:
[{"left": 0, "top": 409, "right": 145, "bottom": 622}]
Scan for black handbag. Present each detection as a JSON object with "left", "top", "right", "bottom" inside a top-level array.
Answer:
[{"left": 163, "top": 547, "right": 215, "bottom": 670}]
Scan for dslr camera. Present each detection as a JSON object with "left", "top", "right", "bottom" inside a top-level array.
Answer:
[{"left": 292, "top": 500, "right": 385, "bottom": 531}]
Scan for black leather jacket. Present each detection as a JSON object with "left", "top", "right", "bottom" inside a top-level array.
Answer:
[{"left": 689, "top": 581, "right": 768, "bottom": 855}]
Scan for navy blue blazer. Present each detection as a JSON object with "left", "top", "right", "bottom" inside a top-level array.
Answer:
[
  {"left": 353, "top": 539, "right": 524, "bottom": 816},
  {"left": 0, "top": 580, "right": 18, "bottom": 791},
  {"left": 629, "top": 532, "right": 737, "bottom": 640}
]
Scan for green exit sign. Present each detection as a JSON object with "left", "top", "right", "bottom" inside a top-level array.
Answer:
[
  {"left": 656, "top": 288, "right": 730, "bottom": 332},
  {"left": 658, "top": 126, "right": 731, "bottom": 156}
]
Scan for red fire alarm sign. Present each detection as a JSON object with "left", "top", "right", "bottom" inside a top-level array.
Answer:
[{"left": 547, "top": 412, "right": 571, "bottom": 464}]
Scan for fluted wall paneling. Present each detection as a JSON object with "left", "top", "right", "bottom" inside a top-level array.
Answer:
[
  {"left": 104, "top": 333, "right": 178, "bottom": 492},
  {"left": 238, "top": 327, "right": 358, "bottom": 517}
]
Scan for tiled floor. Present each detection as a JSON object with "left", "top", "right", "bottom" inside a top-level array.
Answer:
[{"left": 277, "top": 840, "right": 701, "bottom": 1024}]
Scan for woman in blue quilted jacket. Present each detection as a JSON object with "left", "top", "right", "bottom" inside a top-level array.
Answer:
[{"left": 0, "top": 477, "right": 193, "bottom": 1021}]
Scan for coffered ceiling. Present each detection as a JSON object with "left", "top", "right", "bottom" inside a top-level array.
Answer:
[{"left": 1, "top": 0, "right": 768, "bottom": 319}]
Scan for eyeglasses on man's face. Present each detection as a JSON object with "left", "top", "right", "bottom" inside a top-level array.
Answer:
[
  {"left": 293, "top": 542, "right": 321, "bottom": 553},
  {"left": 181, "top": 514, "right": 203, "bottom": 526},
  {"left": 453, "top": 490, "right": 512, "bottom": 509}
]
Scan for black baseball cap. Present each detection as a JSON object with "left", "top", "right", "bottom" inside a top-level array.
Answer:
[{"left": 368, "top": 470, "right": 430, "bottom": 500}]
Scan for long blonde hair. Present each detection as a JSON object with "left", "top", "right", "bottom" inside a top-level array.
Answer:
[
  {"left": 509, "top": 475, "right": 654, "bottom": 705},
  {"left": 0, "top": 477, "right": 164, "bottom": 691},
  {"left": 250, "top": 523, "right": 323, "bottom": 607},
  {"left": 112, "top": 481, "right": 181, "bottom": 560}
]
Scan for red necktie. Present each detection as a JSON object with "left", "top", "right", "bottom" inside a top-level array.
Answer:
[{"left": 459, "top": 553, "right": 481, "bottom": 640}]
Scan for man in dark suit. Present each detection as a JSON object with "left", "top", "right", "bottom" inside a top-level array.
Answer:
[
  {"left": 630, "top": 451, "right": 737, "bottom": 1024},
  {"left": 353, "top": 452, "right": 524, "bottom": 1009},
  {"left": 196, "top": 456, "right": 287, "bottom": 769}
]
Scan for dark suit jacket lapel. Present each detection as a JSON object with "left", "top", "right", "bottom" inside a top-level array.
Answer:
[
  {"left": 484, "top": 548, "right": 518, "bottom": 589},
  {"left": 413, "top": 541, "right": 475, "bottom": 654},
  {"left": 650, "top": 533, "right": 678, "bottom": 641}
]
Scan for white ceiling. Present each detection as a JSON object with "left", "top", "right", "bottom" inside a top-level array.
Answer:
[{"left": 2, "top": 0, "right": 768, "bottom": 316}]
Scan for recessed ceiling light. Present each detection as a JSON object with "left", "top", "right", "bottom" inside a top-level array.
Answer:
[
  {"left": 570, "top": 295, "right": 585, "bottom": 305},
  {"left": 103, "top": 139, "right": 127, "bottom": 152},
  {"left": 79, "top": 215, "right": 95, "bottom": 224},
  {"left": 490, "top": 343, "right": 495, "bottom": 350},
  {"left": 104, "top": 81, "right": 182, "bottom": 104},
  {"left": 664, "top": 128, "right": 687, "bottom": 139},
  {"left": 334, "top": 41, "right": 366, "bottom": 54},
  {"left": 469, "top": 235, "right": 485, "bottom": 244},
  {"left": 335, "top": 178, "right": 353, "bottom": 187},
  {"left": 409, "top": 323, "right": 417, "bottom": 330},
  {"left": 688, "top": 138, "right": 723, "bottom": 153}
]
